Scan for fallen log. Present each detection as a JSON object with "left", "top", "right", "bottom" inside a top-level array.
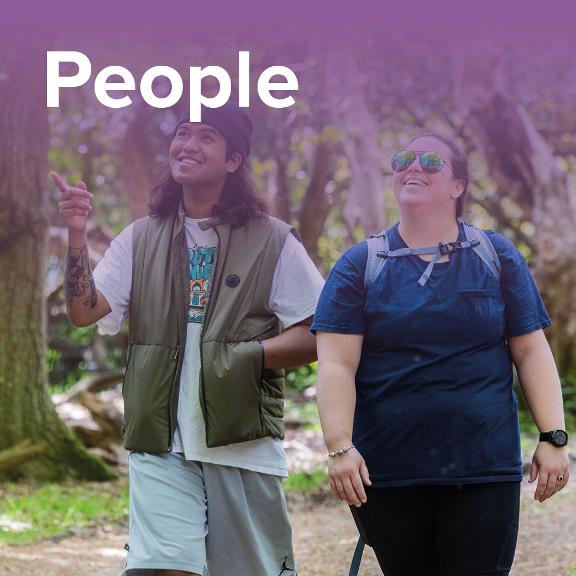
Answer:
[
  {"left": 57, "top": 370, "right": 125, "bottom": 402},
  {"left": 53, "top": 371, "right": 126, "bottom": 464}
]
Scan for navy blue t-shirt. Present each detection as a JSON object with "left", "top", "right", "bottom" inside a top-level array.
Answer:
[{"left": 311, "top": 222, "right": 551, "bottom": 487}]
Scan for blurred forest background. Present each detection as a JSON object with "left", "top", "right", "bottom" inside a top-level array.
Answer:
[{"left": 1, "top": 30, "right": 576, "bottom": 486}]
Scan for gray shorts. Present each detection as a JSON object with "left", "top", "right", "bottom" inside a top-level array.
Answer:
[{"left": 123, "top": 452, "right": 296, "bottom": 576}]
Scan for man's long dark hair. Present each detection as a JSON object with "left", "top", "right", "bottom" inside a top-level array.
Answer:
[{"left": 148, "top": 146, "right": 269, "bottom": 227}]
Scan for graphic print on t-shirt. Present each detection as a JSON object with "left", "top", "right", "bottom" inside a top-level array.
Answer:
[{"left": 188, "top": 245, "right": 216, "bottom": 323}]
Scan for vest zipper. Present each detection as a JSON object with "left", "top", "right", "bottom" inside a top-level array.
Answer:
[
  {"left": 167, "top": 344, "right": 180, "bottom": 453},
  {"left": 199, "top": 225, "right": 225, "bottom": 442},
  {"left": 168, "top": 222, "right": 187, "bottom": 453}
]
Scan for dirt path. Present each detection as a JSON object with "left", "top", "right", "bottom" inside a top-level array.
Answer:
[
  {"left": 1, "top": 480, "right": 574, "bottom": 576},
  {"left": 290, "top": 481, "right": 576, "bottom": 575}
]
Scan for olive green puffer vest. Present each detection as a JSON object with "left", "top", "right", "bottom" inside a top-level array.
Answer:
[{"left": 121, "top": 202, "right": 292, "bottom": 451}]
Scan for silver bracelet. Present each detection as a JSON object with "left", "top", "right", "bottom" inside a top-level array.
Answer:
[{"left": 328, "top": 444, "right": 355, "bottom": 458}]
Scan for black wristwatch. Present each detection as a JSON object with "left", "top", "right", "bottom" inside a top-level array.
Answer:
[{"left": 539, "top": 430, "right": 568, "bottom": 447}]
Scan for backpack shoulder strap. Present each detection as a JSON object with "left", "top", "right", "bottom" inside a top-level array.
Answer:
[
  {"left": 459, "top": 219, "right": 501, "bottom": 281},
  {"left": 348, "top": 536, "right": 365, "bottom": 576},
  {"left": 364, "top": 230, "right": 389, "bottom": 290}
]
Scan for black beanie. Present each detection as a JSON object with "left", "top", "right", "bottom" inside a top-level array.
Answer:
[{"left": 175, "top": 101, "right": 253, "bottom": 159}]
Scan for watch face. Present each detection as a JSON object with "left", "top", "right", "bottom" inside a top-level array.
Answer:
[{"left": 551, "top": 430, "right": 568, "bottom": 447}]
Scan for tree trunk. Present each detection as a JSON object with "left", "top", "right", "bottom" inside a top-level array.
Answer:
[
  {"left": 119, "top": 104, "right": 160, "bottom": 220},
  {"left": 325, "top": 47, "right": 386, "bottom": 237},
  {"left": 0, "top": 41, "right": 113, "bottom": 481},
  {"left": 456, "top": 51, "right": 576, "bottom": 374},
  {"left": 274, "top": 156, "right": 292, "bottom": 223},
  {"left": 0, "top": 441, "right": 46, "bottom": 474},
  {"left": 299, "top": 141, "right": 337, "bottom": 263}
]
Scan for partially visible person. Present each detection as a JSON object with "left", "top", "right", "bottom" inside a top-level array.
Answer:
[
  {"left": 53, "top": 102, "right": 324, "bottom": 575},
  {"left": 312, "top": 133, "right": 569, "bottom": 576}
]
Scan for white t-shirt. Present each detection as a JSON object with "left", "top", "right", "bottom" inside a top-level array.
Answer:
[{"left": 93, "top": 217, "right": 324, "bottom": 477}]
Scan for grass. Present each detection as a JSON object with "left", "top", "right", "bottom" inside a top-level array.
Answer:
[
  {"left": 0, "top": 478, "right": 128, "bottom": 544},
  {"left": 284, "top": 398, "right": 322, "bottom": 431},
  {"left": 284, "top": 468, "right": 328, "bottom": 493},
  {"left": 0, "top": 411, "right": 571, "bottom": 545},
  {"left": 0, "top": 470, "right": 330, "bottom": 545}
]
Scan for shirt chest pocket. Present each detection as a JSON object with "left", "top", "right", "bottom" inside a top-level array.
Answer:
[{"left": 457, "top": 289, "right": 505, "bottom": 341}]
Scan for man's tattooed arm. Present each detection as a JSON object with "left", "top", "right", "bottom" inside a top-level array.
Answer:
[{"left": 65, "top": 245, "right": 98, "bottom": 309}]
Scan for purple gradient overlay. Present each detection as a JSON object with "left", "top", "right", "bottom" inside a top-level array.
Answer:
[
  {"left": 4, "top": 0, "right": 576, "bottom": 38},
  {"left": 2, "top": 0, "right": 575, "bottom": 170}
]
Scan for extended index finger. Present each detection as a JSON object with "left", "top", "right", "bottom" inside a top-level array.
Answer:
[{"left": 50, "top": 171, "right": 70, "bottom": 193}]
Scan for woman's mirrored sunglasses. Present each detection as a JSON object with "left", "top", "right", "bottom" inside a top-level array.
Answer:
[{"left": 391, "top": 150, "right": 451, "bottom": 174}]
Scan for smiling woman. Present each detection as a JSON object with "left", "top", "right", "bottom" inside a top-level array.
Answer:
[
  {"left": 312, "top": 132, "right": 569, "bottom": 576},
  {"left": 392, "top": 134, "right": 469, "bottom": 225}
]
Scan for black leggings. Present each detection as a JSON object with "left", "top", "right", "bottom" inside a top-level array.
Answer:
[{"left": 351, "top": 482, "right": 520, "bottom": 576}]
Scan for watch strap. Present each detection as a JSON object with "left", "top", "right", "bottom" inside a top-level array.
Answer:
[{"left": 539, "top": 430, "right": 568, "bottom": 447}]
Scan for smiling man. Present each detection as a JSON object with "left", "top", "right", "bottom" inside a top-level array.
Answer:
[{"left": 52, "top": 101, "right": 324, "bottom": 576}]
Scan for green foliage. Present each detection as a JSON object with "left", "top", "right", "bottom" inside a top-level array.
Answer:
[
  {"left": 561, "top": 372, "right": 576, "bottom": 429},
  {"left": 48, "top": 109, "right": 131, "bottom": 234},
  {"left": 0, "top": 480, "right": 128, "bottom": 544},
  {"left": 285, "top": 363, "right": 317, "bottom": 394},
  {"left": 55, "top": 322, "right": 99, "bottom": 348},
  {"left": 46, "top": 347, "right": 61, "bottom": 376},
  {"left": 105, "top": 342, "right": 128, "bottom": 367},
  {"left": 48, "top": 322, "right": 99, "bottom": 393},
  {"left": 284, "top": 399, "right": 320, "bottom": 430},
  {"left": 519, "top": 432, "right": 538, "bottom": 455},
  {"left": 283, "top": 468, "right": 328, "bottom": 493},
  {"left": 48, "top": 362, "right": 84, "bottom": 394},
  {"left": 317, "top": 232, "right": 345, "bottom": 274},
  {"left": 47, "top": 294, "right": 127, "bottom": 393},
  {"left": 517, "top": 370, "right": 575, "bottom": 433},
  {"left": 519, "top": 410, "right": 540, "bottom": 436}
]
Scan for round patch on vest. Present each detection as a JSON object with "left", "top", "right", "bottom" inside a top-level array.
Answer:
[{"left": 225, "top": 274, "right": 241, "bottom": 288}]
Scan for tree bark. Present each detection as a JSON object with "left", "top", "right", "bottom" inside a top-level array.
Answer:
[
  {"left": 273, "top": 155, "right": 292, "bottom": 223},
  {"left": 324, "top": 47, "right": 386, "bottom": 237},
  {"left": 298, "top": 140, "right": 337, "bottom": 263},
  {"left": 119, "top": 104, "right": 160, "bottom": 220},
  {"left": 456, "top": 51, "right": 576, "bottom": 374},
  {"left": 0, "top": 41, "right": 113, "bottom": 481}
]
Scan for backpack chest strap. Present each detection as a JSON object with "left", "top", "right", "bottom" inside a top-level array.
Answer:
[{"left": 377, "top": 239, "right": 480, "bottom": 286}]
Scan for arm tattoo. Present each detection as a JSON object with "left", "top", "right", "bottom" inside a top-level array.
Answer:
[{"left": 65, "top": 245, "right": 98, "bottom": 309}]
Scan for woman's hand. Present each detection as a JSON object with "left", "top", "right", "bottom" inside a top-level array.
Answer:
[
  {"left": 328, "top": 448, "right": 372, "bottom": 507},
  {"left": 528, "top": 442, "right": 570, "bottom": 502}
]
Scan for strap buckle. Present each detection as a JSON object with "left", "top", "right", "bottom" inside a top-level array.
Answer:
[
  {"left": 438, "top": 239, "right": 480, "bottom": 255},
  {"left": 438, "top": 241, "right": 459, "bottom": 255}
]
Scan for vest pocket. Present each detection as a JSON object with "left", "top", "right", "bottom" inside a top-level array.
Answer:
[
  {"left": 260, "top": 369, "right": 285, "bottom": 440},
  {"left": 202, "top": 339, "right": 264, "bottom": 447},
  {"left": 261, "top": 370, "right": 284, "bottom": 410},
  {"left": 122, "top": 343, "right": 178, "bottom": 452},
  {"left": 457, "top": 289, "right": 505, "bottom": 340}
]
